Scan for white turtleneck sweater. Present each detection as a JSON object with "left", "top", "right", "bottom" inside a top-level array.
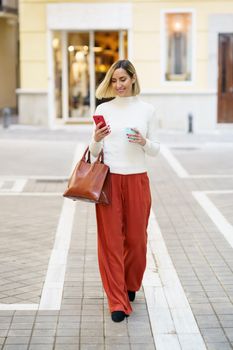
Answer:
[{"left": 89, "top": 95, "right": 160, "bottom": 175}]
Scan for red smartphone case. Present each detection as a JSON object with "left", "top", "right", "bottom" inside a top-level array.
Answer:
[{"left": 93, "top": 115, "right": 106, "bottom": 128}]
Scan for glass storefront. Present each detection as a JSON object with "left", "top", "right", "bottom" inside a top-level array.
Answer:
[{"left": 52, "top": 30, "right": 128, "bottom": 123}]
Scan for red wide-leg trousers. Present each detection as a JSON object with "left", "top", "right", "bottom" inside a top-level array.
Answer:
[{"left": 95, "top": 172, "right": 151, "bottom": 315}]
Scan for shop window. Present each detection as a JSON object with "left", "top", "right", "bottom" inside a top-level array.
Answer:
[{"left": 164, "top": 12, "right": 193, "bottom": 81}]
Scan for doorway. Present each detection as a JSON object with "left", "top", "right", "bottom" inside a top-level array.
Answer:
[
  {"left": 52, "top": 30, "right": 128, "bottom": 123},
  {"left": 218, "top": 33, "right": 233, "bottom": 123}
]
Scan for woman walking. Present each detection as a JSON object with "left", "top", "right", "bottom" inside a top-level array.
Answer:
[{"left": 89, "top": 59, "right": 160, "bottom": 322}]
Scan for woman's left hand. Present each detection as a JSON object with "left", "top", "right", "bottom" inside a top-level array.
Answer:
[{"left": 127, "top": 128, "right": 146, "bottom": 146}]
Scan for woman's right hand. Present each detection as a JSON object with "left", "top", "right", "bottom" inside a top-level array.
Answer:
[{"left": 94, "top": 123, "right": 111, "bottom": 142}]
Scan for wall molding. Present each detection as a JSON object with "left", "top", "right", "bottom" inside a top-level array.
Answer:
[
  {"left": 47, "top": 2, "right": 132, "bottom": 30},
  {"left": 16, "top": 89, "right": 48, "bottom": 95}
]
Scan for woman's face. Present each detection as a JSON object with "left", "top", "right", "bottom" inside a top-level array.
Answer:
[{"left": 111, "top": 68, "right": 135, "bottom": 97}]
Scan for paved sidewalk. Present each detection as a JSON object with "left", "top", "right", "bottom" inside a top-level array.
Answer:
[{"left": 0, "top": 125, "right": 233, "bottom": 349}]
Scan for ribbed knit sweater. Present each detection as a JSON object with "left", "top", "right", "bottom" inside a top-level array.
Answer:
[{"left": 89, "top": 95, "right": 160, "bottom": 174}]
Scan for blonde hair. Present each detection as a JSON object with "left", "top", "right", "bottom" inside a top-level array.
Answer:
[{"left": 96, "top": 60, "right": 140, "bottom": 99}]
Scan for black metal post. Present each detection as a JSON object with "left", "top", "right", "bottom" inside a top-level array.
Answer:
[
  {"left": 2, "top": 107, "right": 11, "bottom": 128},
  {"left": 188, "top": 113, "right": 193, "bottom": 133}
]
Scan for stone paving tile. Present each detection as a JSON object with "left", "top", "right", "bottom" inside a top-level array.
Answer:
[
  {"left": 56, "top": 328, "right": 79, "bottom": 337},
  {"left": 30, "top": 337, "right": 55, "bottom": 344},
  {"left": 0, "top": 317, "right": 12, "bottom": 324},
  {"left": 54, "top": 346, "right": 82, "bottom": 350},
  {"left": 224, "top": 328, "right": 233, "bottom": 342},
  {"left": 0, "top": 325, "right": 11, "bottom": 331},
  {"left": 200, "top": 328, "right": 228, "bottom": 343},
  {"left": 0, "top": 339, "right": 5, "bottom": 346},
  {"left": 131, "top": 345, "right": 155, "bottom": 350},
  {"left": 4, "top": 337, "right": 30, "bottom": 345},
  {"left": 219, "top": 315, "right": 233, "bottom": 328},
  {"left": 130, "top": 336, "right": 154, "bottom": 344},
  {"left": 33, "top": 323, "right": 57, "bottom": 330},
  {"left": 7, "top": 330, "right": 31, "bottom": 337},
  {"left": 29, "top": 346, "right": 54, "bottom": 350},
  {"left": 80, "top": 337, "right": 104, "bottom": 344},
  {"left": 211, "top": 303, "right": 233, "bottom": 315},
  {"left": 79, "top": 346, "right": 104, "bottom": 350},
  {"left": 105, "top": 345, "right": 130, "bottom": 350},
  {"left": 32, "top": 329, "right": 56, "bottom": 337},
  {"left": 3, "top": 346, "right": 28, "bottom": 350},
  {"left": 206, "top": 343, "right": 233, "bottom": 350},
  {"left": 195, "top": 315, "right": 221, "bottom": 328},
  {"left": 104, "top": 336, "right": 129, "bottom": 344},
  {"left": 0, "top": 332, "right": 7, "bottom": 338},
  {"left": 12, "top": 316, "right": 35, "bottom": 323},
  {"left": 55, "top": 336, "right": 79, "bottom": 344}
]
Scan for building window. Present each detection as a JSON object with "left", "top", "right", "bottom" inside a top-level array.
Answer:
[{"left": 164, "top": 12, "right": 192, "bottom": 82}]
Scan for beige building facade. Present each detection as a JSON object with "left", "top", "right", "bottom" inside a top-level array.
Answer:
[{"left": 17, "top": 0, "right": 233, "bottom": 130}]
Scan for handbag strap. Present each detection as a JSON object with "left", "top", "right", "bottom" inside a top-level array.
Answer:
[
  {"left": 82, "top": 147, "right": 91, "bottom": 163},
  {"left": 82, "top": 147, "right": 104, "bottom": 164},
  {"left": 97, "top": 149, "right": 104, "bottom": 164}
]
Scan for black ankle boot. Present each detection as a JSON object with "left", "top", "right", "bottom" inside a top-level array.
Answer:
[
  {"left": 128, "top": 290, "right": 136, "bottom": 302},
  {"left": 111, "top": 311, "right": 127, "bottom": 322}
]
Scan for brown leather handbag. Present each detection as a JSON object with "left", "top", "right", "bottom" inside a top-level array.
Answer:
[{"left": 63, "top": 147, "right": 110, "bottom": 205}]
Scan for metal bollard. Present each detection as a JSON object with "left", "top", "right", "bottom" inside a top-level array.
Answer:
[
  {"left": 2, "top": 107, "right": 11, "bottom": 128},
  {"left": 188, "top": 113, "right": 193, "bottom": 133}
]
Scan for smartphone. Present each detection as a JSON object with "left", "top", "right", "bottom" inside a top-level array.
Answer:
[{"left": 93, "top": 115, "right": 107, "bottom": 129}]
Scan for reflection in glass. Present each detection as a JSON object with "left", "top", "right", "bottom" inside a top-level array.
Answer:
[
  {"left": 94, "top": 31, "right": 128, "bottom": 107},
  {"left": 123, "top": 30, "right": 128, "bottom": 59},
  {"left": 94, "top": 32, "right": 119, "bottom": 89},
  {"left": 68, "top": 33, "right": 90, "bottom": 118},
  {"left": 221, "top": 38, "right": 227, "bottom": 94},
  {"left": 53, "top": 32, "right": 62, "bottom": 118},
  {"left": 165, "top": 13, "right": 192, "bottom": 81}
]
